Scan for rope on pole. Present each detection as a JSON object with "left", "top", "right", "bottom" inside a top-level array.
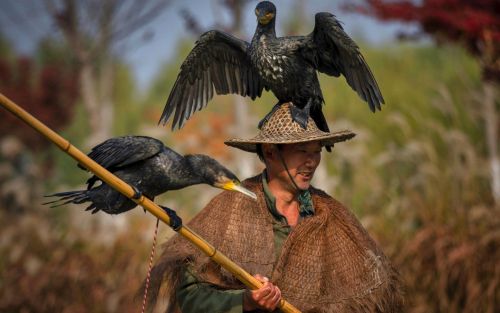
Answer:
[
  {"left": 0, "top": 92, "right": 302, "bottom": 313},
  {"left": 142, "top": 218, "right": 160, "bottom": 313}
]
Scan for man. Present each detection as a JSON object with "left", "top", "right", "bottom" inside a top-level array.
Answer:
[{"left": 148, "top": 103, "right": 403, "bottom": 312}]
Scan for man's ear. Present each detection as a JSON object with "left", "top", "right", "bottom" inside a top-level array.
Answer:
[{"left": 261, "top": 144, "right": 276, "bottom": 162}]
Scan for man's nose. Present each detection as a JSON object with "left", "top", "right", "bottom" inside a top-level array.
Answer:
[{"left": 305, "top": 153, "right": 318, "bottom": 167}]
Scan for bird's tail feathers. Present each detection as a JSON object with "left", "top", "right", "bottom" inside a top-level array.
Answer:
[{"left": 43, "top": 190, "right": 96, "bottom": 212}]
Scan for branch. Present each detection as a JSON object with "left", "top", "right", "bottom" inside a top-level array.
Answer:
[{"left": 109, "top": 0, "right": 171, "bottom": 42}]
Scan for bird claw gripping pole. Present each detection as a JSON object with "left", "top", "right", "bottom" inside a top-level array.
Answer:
[
  {"left": 0, "top": 93, "right": 302, "bottom": 313},
  {"left": 159, "top": 205, "right": 183, "bottom": 231},
  {"left": 130, "top": 185, "right": 143, "bottom": 200}
]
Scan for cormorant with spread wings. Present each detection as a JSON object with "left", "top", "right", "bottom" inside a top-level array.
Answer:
[{"left": 159, "top": 1, "right": 384, "bottom": 140}]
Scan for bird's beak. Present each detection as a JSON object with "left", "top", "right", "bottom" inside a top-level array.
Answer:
[
  {"left": 221, "top": 181, "right": 257, "bottom": 200},
  {"left": 258, "top": 12, "right": 274, "bottom": 25}
]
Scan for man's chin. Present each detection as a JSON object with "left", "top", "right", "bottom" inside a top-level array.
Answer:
[{"left": 296, "top": 180, "right": 311, "bottom": 191}]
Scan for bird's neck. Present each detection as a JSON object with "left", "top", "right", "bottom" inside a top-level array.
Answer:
[
  {"left": 253, "top": 21, "right": 276, "bottom": 41},
  {"left": 178, "top": 171, "right": 204, "bottom": 189},
  {"left": 177, "top": 155, "right": 206, "bottom": 188}
]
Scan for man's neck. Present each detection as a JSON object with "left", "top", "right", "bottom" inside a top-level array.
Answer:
[
  {"left": 267, "top": 176, "right": 298, "bottom": 202},
  {"left": 266, "top": 176, "right": 301, "bottom": 226}
]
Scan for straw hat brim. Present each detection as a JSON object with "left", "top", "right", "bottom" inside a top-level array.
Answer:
[{"left": 225, "top": 129, "right": 356, "bottom": 153}]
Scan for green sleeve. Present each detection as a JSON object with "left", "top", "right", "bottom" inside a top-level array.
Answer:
[{"left": 176, "top": 267, "right": 245, "bottom": 313}]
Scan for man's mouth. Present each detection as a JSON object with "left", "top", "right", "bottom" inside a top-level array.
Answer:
[{"left": 298, "top": 171, "right": 313, "bottom": 180}]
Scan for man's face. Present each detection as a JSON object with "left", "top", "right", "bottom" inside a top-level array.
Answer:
[{"left": 265, "top": 141, "right": 322, "bottom": 191}]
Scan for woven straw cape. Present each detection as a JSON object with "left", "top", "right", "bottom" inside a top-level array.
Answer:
[
  {"left": 146, "top": 103, "right": 403, "bottom": 312},
  {"left": 147, "top": 175, "right": 404, "bottom": 312},
  {"left": 225, "top": 103, "right": 355, "bottom": 152}
]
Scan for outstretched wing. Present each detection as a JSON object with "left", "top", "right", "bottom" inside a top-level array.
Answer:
[
  {"left": 300, "top": 12, "right": 384, "bottom": 112},
  {"left": 159, "top": 30, "right": 266, "bottom": 129},
  {"left": 78, "top": 136, "right": 165, "bottom": 171}
]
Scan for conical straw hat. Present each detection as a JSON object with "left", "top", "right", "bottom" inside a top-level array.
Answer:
[{"left": 225, "top": 103, "right": 355, "bottom": 153}]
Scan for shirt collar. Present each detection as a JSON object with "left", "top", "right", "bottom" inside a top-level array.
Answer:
[{"left": 261, "top": 171, "right": 315, "bottom": 223}]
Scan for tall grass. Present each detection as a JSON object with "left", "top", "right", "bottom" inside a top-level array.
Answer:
[{"left": 317, "top": 43, "right": 498, "bottom": 311}]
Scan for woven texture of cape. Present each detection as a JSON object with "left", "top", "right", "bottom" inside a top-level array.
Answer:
[{"left": 147, "top": 174, "right": 404, "bottom": 312}]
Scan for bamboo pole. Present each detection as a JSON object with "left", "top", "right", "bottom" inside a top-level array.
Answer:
[{"left": 0, "top": 92, "right": 301, "bottom": 313}]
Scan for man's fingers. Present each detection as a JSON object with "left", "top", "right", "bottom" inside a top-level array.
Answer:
[
  {"left": 270, "top": 286, "right": 281, "bottom": 307},
  {"left": 258, "top": 285, "right": 281, "bottom": 310},
  {"left": 255, "top": 274, "right": 269, "bottom": 284},
  {"left": 261, "top": 284, "right": 276, "bottom": 300},
  {"left": 263, "top": 286, "right": 281, "bottom": 310},
  {"left": 248, "top": 274, "right": 282, "bottom": 311},
  {"left": 254, "top": 283, "right": 271, "bottom": 299}
]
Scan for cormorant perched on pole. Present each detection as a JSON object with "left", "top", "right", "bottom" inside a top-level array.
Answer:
[
  {"left": 159, "top": 0, "right": 383, "bottom": 136},
  {"left": 45, "top": 136, "right": 256, "bottom": 220}
]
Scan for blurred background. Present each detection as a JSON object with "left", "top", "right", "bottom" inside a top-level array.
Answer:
[{"left": 0, "top": 0, "right": 498, "bottom": 312}]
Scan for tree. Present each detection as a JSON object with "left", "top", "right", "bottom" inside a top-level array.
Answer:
[
  {"left": 346, "top": 0, "right": 500, "bottom": 205},
  {"left": 47, "top": 0, "right": 171, "bottom": 146},
  {"left": 0, "top": 37, "right": 79, "bottom": 213},
  {"left": 0, "top": 47, "right": 78, "bottom": 151},
  {"left": 0, "top": 0, "right": 171, "bottom": 147}
]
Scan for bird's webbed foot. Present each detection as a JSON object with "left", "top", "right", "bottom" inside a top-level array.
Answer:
[
  {"left": 160, "top": 205, "right": 183, "bottom": 231},
  {"left": 289, "top": 100, "right": 312, "bottom": 129},
  {"left": 258, "top": 102, "right": 282, "bottom": 129}
]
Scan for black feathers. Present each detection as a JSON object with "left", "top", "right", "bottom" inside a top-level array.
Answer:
[
  {"left": 45, "top": 136, "right": 244, "bottom": 215},
  {"left": 159, "top": 31, "right": 266, "bottom": 130},
  {"left": 81, "top": 136, "right": 164, "bottom": 171},
  {"left": 306, "top": 12, "right": 384, "bottom": 112},
  {"left": 159, "top": 1, "right": 384, "bottom": 132}
]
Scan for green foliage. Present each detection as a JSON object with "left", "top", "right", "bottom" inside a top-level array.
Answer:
[
  {"left": 314, "top": 43, "right": 497, "bottom": 311},
  {"left": 112, "top": 62, "right": 141, "bottom": 135},
  {"left": 0, "top": 32, "right": 13, "bottom": 60},
  {"left": 143, "top": 39, "right": 195, "bottom": 124},
  {"left": 47, "top": 103, "right": 90, "bottom": 188},
  {"left": 43, "top": 58, "right": 140, "bottom": 188},
  {"left": 326, "top": 43, "right": 485, "bottom": 214},
  {"left": 35, "top": 38, "right": 76, "bottom": 67}
]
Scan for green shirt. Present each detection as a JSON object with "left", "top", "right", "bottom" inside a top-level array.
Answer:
[
  {"left": 176, "top": 172, "right": 314, "bottom": 313},
  {"left": 177, "top": 266, "right": 245, "bottom": 313},
  {"left": 262, "top": 171, "right": 315, "bottom": 261}
]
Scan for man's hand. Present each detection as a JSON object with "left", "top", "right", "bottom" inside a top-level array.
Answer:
[{"left": 243, "top": 274, "right": 282, "bottom": 312}]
